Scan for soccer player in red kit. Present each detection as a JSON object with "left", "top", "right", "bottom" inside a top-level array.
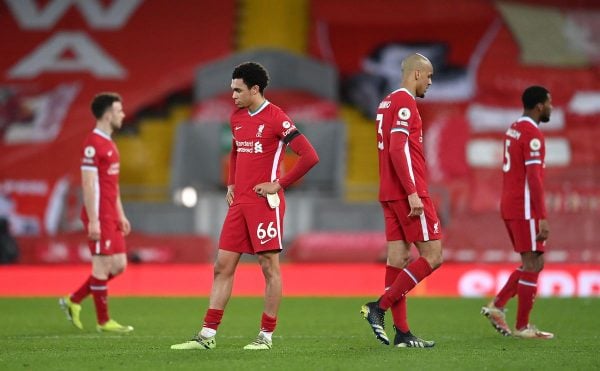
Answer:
[
  {"left": 171, "top": 62, "right": 319, "bottom": 350},
  {"left": 59, "top": 93, "right": 133, "bottom": 333},
  {"left": 481, "top": 86, "right": 554, "bottom": 339},
  {"left": 360, "top": 53, "right": 443, "bottom": 347}
]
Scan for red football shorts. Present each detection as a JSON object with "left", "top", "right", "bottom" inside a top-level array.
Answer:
[
  {"left": 84, "top": 219, "right": 126, "bottom": 256},
  {"left": 504, "top": 219, "right": 546, "bottom": 253},
  {"left": 380, "top": 197, "right": 442, "bottom": 243},
  {"left": 219, "top": 199, "right": 285, "bottom": 254}
]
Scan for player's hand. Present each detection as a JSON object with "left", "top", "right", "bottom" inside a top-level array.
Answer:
[
  {"left": 536, "top": 219, "right": 549, "bottom": 241},
  {"left": 253, "top": 182, "right": 281, "bottom": 197},
  {"left": 407, "top": 192, "right": 424, "bottom": 217},
  {"left": 119, "top": 217, "right": 131, "bottom": 236},
  {"left": 225, "top": 185, "right": 235, "bottom": 206},
  {"left": 88, "top": 220, "right": 101, "bottom": 241}
]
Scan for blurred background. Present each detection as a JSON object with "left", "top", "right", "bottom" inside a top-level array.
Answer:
[{"left": 0, "top": 0, "right": 598, "bottom": 296}]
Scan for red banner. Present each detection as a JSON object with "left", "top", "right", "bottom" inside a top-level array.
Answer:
[
  {"left": 0, "top": 263, "right": 598, "bottom": 297},
  {"left": 15, "top": 232, "right": 215, "bottom": 264},
  {"left": 0, "top": 0, "right": 234, "bottom": 235}
]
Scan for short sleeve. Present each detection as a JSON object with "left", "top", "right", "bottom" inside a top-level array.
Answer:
[
  {"left": 81, "top": 141, "right": 99, "bottom": 171},
  {"left": 522, "top": 130, "right": 544, "bottom": 166}
]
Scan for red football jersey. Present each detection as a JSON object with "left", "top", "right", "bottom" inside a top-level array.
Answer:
[
  {"left": 377, "top": 88, "right": 429, "bottom": 201},
  {"left": 80, "top": 128, "right": 120, "bottom": 223},
  {"left": 229, "top": 100, "right": 297, "bottom": 205},
  {"left": 501, "top": 116, "right": 546, "bottom": 220}
]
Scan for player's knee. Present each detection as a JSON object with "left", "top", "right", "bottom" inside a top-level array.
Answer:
[
  {"left": 213, "top": 260, "right": 235, "bottom": 277},
  {"left": 260, "top": 261, "right": 279, "bottom": 279},
  {"left": 425, "top": 250, "right": 443, "bottom": 270},
  {"left": 536, "top": 259, "right": 544, "bottom": 272},
  {"left": 258, "top": 259, "right": 280, "bottom": 281},
  {"left": 387, "top": 255, "right": 409, "bottom": 268},
  {"left": 112, "top": 264, "right": 126, "bottom": 276}
]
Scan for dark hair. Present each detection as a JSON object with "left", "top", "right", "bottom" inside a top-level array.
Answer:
[
  {"left": 522, "top": 86, "right": 549, "bottom": 110},
  {"left": 232, "top": 62, "right": 269, "bottom": 94},
  {"left": 91, "top": 92, "right": 122, "bottom": 119}
]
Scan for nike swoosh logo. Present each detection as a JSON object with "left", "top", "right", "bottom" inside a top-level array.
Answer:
[
  {"left": 235, "top": 126, "right": 242, "bottom": 130},
  {"left": 260, "top": 238, "right": 274, "bottom": 245}
]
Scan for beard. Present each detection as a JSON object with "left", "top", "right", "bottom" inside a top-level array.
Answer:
[{"left": 540, "top": 113, "right": 551, "bottom": 123}]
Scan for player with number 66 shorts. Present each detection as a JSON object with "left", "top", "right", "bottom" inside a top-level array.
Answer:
[
  {"left": 219, "top": 198, "right": 286, "bottom": 254},
  {"left": 171, "top": 62, "right": 319, "bottom": 352}
]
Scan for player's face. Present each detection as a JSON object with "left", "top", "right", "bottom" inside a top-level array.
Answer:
[
  {"left": 415, "top": 63, "right": 433, "bottom": 98},
  {"left": 231, "top": 78, "right": 255, "bottom": 108},
  {"left": 539, "top": 94, "right": 552, "bottom": 123},
  {"left": 108, "top": 101, "right": 125, "bottom": 130}
]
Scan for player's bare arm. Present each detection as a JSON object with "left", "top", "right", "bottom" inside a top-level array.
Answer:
[
  {"left": 116, "top": 192, "right": 131, "bottom": 235},
  {"left": 407, "top": 192, "right": 424, "bottom": 217},
  {"left": 81, "top": 169, "right": 100, "bottom": 241},
  {"left": 536, "top": 219, "right": 549, "bottom": 241},
  {"left": 226, "top": 184, "right": 235, "bottom": 206}
]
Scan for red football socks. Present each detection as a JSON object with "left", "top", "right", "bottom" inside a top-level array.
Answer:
[
  {"left": 494, "top": 268, "right": 522, "bottom": 309},
  {"left": 70, "top": 273, "right": 117, "bottom": 304},
  {"left": 516, "top": 270, "right": 539, "bottom": 330},
  {"left": 385, "top": 265, "right": 409, "bottom": 332},
  {"left": 203, "top": 308, "right": 225, "bottom": 330},
  {"left": 90, "top": 276, "right": 109, "bottom": 324},
  {"left": 70, "top": 276, "right": 92, "bottom": 304},
  {"left": 379, "top": 257, "right": 433, "bottom": 310},
  {"left": 261, "top": 312, "right": 277, "bottom": 333}
]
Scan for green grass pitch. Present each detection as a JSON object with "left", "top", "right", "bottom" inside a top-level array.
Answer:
[{"left": 1, "top": 297, "right": 598, "bottom": 370}]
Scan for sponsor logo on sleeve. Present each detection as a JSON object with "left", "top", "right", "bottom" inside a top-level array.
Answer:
[
  {"left": 506, "top": 128, "right": 521, "bottom": 139},
  {"left": 529, "top": 138, "right": 541, "bottom": 151},
  {"left": 282, "top": 121, "right": 291, "bottom": 129},
  {"left": 379, "top": 101, "right": 391, "bottom": 109},
  {"left": 107, "top": 163, "right": 120, "bottom": 175},
  {"left": 398, "top": 108, "right": 411, "bottom": 120}
]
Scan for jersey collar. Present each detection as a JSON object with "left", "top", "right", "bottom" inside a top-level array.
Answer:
[
  {"left": 248, "top": 100, "right": 270, "bottom": 117},
  {"left": 518, "top": 116, "right": 539, "bottom": 129},
  {"left": 394, "top": 88, "right": 415, "bottom": 100},
  {"left": 93, "top": 128, "right": 112, "bottom": 140}
]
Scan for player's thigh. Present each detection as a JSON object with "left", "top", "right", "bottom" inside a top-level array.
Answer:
[
  {"left": 394, "top": 197, "right": 442, "bottom": 242},
  {"left": 110, "top": 253, "right": 127, "bottom": 274},
  {"left": 86, "top": 221, "right": 124, "bottom": 256},
  {"left": 214, "top": 249, "right": 242, "bottom": 275},
  {"left": 504, "top": 219, "right": 545, "bottom": 253},
  {"left": 245, "top": 201, "right": 285, "bottom": 254},
  {"left": 91, "top": 254, "right": 112, "bottom": 278},
  {"left": 415, "top": 239, "right": 443, "bottom": 268},
  {"left": 219, "top": 204, "right": 253, "bottom": 254},
  {"left": 520, "top": 251, "right": 544, "bottom": 272},
  {"left": 380, "top": 201, "right": 407, "bottom": 242},
  {"left": 384, "top": 198, "right": 442, "bottom": 243},
  {"left": 257, "top": 250, "right": 282, "bottom": 278}
]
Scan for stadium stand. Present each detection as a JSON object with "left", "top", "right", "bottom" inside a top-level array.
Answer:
[
  {"left": 0, "top": 0, "right": 599, "bottom": 267},
  {"left": 172, "top": 49, "right": 345, "bottom": 197}
]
